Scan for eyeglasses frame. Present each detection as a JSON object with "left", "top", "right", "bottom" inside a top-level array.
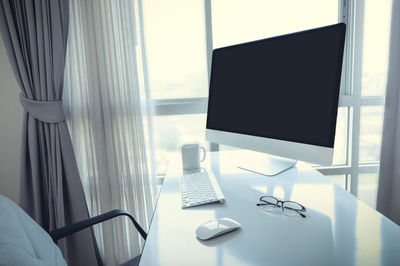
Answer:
[{"left": 256, "top": 196, "right": 307, "bottom": 218}]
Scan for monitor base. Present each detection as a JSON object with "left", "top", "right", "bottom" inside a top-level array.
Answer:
[{"left": 237, "top": 155, "right": 297, "bottom": 176}]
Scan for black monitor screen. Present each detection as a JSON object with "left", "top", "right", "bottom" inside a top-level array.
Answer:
[{"left": 206, "top": 23, "right": 346, "bottom": 148}]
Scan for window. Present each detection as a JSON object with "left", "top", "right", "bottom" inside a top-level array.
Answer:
[
  {"left": 314, "top": 0, "right": 392, "bottom": 209},
  {"left": 142, "top": 0, "right": 208, "bottom": 99},
  {"left": 142, "top": 0, "right": 392, "bottom": 208},
  {"left": 211, "top": 0, "right": 338, "bottom": 49}
]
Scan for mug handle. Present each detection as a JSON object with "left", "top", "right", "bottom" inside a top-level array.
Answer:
[{"left": 200, "top": 146, "right": 206, "bottom": 162}]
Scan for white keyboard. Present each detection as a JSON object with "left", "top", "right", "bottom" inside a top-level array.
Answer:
[{"left": 180, "top": 170, "right": 225, "bottom": 208}]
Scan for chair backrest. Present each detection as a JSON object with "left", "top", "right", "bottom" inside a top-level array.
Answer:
[{"left": 0, "top": 195, "right": 66, "bottom": 266}]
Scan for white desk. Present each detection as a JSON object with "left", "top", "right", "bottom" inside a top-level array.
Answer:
[{"left": 140, "top": 151, "right": 400, "bottom": 266}]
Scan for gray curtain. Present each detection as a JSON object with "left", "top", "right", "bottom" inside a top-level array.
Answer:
[
  {"left": 0, "top": 1, "right": 101, "bottom": 265},
  {"left": 377, "top": 0, "right": 400, "bottom": 225}
]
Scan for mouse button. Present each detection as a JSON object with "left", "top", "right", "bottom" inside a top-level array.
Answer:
[
  {"left": 202, "top": 220, "right": 219, "bottom": 229},
  {"left": 216, "top": 222, "right": 231, "bottom": 230},
  {"left": 196, "top": 227, "right": 217, "bottom": 240},
  {"left": 195, "top": 226, "right": 208, "bottom": 237},
  {"left": 220, "top": 219, "right": 240, "bottom": 228},
  {"left": 220, "top": 218, "right": 241, "bottom": 227}
]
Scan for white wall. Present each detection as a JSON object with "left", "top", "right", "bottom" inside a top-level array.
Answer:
[{"left": 0, "top": 34, "right": 22, "bottom": 204}]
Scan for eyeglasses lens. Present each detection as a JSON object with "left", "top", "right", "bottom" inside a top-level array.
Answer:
[
  {"left": 282, "top": 201, "right": 303, "bottom": 216},
  {"left": 260, "top": 196, "right": 280, "bottom": 210}
]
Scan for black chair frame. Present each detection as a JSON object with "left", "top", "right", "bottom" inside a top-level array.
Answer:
[{"left": 49, "top": 209, "right": 147, "bottom": 242}]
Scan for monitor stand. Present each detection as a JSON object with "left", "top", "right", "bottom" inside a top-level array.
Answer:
[{"left": 237, "top": 154, "right": 297, "bottom": 176}]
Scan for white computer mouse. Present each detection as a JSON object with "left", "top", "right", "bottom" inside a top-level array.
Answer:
[{"left": 196, "top": 218, "right": 241, "bottom": 240}]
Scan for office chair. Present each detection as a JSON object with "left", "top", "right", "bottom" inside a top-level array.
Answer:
[{"left": 0, "top": 195, "right": 146, "bottom": 266}]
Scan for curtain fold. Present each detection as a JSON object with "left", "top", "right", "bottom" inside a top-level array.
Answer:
[
  {"left": 0, "top": 1, "right": 102, "bottom": 265},
  {"left": 63, "top": 0, "right": 157, "bottom": 264},
  {"left": 377, "top": 0, "right": 400, "bottom": 225}
]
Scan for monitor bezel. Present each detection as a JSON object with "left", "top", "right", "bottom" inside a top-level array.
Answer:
[
  {"left": 206, "top": 128, "right": 334, "bottom": 165},
  {"left": 205, "top": 23, "right": 346, "bottom": 165}
]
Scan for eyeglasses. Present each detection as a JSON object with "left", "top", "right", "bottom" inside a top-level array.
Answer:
[{"left": 256, "top": 196, "right": 307, "bottom": 218}]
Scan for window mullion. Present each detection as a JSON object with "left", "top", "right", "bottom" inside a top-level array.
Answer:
[
  {"left": 204, "top": 0, "right": 219, "bottom": 152},
  {"left": 316, "top": 163, "right": 380, "bottom": 176},
  {"left": 204, "top": 0, "right": 213, "bottom": 83},
  {"left": 360, "top": 97, "right": 385, "bottom": 106},
  {"left": 339, "top": 0, "right": 353, "bottom": 96},
  {"left": 338, "top": 0, "right": 348, "bottom": 24},
  {"left": 152, "top": 98, "right": 208, "bottom": 115},
  {"left": 350, "top": 0, "right": 365, "bottom": 196},
  {"left": 338, "top": 95, "right": 354, "bottom": 106}
]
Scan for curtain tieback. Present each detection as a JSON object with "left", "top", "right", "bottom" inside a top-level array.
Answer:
[{"left": 19, "top": 94, "right": 66, "bottom": 123}]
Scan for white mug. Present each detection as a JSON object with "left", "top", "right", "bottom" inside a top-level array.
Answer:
[{"left": 181, "top": 144, "right": 206, "bottom": 170}]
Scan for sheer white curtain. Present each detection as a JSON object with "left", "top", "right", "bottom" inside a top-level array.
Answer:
[
  {"left": 377, "top": 0, "right": 400, "bottom": 225},
  {"left": 63, "top": 0, "right": 157, "bottom": 264}
]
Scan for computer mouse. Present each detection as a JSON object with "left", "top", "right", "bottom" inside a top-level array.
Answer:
[{"left": 196, "top": 218, "right": 241, "bottom": 240}]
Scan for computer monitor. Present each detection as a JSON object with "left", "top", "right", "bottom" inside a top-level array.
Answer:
[{"left": 206, "top": 23, "right": 346, "bottom": 175}]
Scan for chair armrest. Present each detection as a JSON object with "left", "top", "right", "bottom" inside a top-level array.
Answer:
[{"left": 49, "top": 209, "right": 147, "bottom": 242}]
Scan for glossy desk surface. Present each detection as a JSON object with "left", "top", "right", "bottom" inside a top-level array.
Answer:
[{"left": 140, "top": 151, "right": 400, "bottom": 266}]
